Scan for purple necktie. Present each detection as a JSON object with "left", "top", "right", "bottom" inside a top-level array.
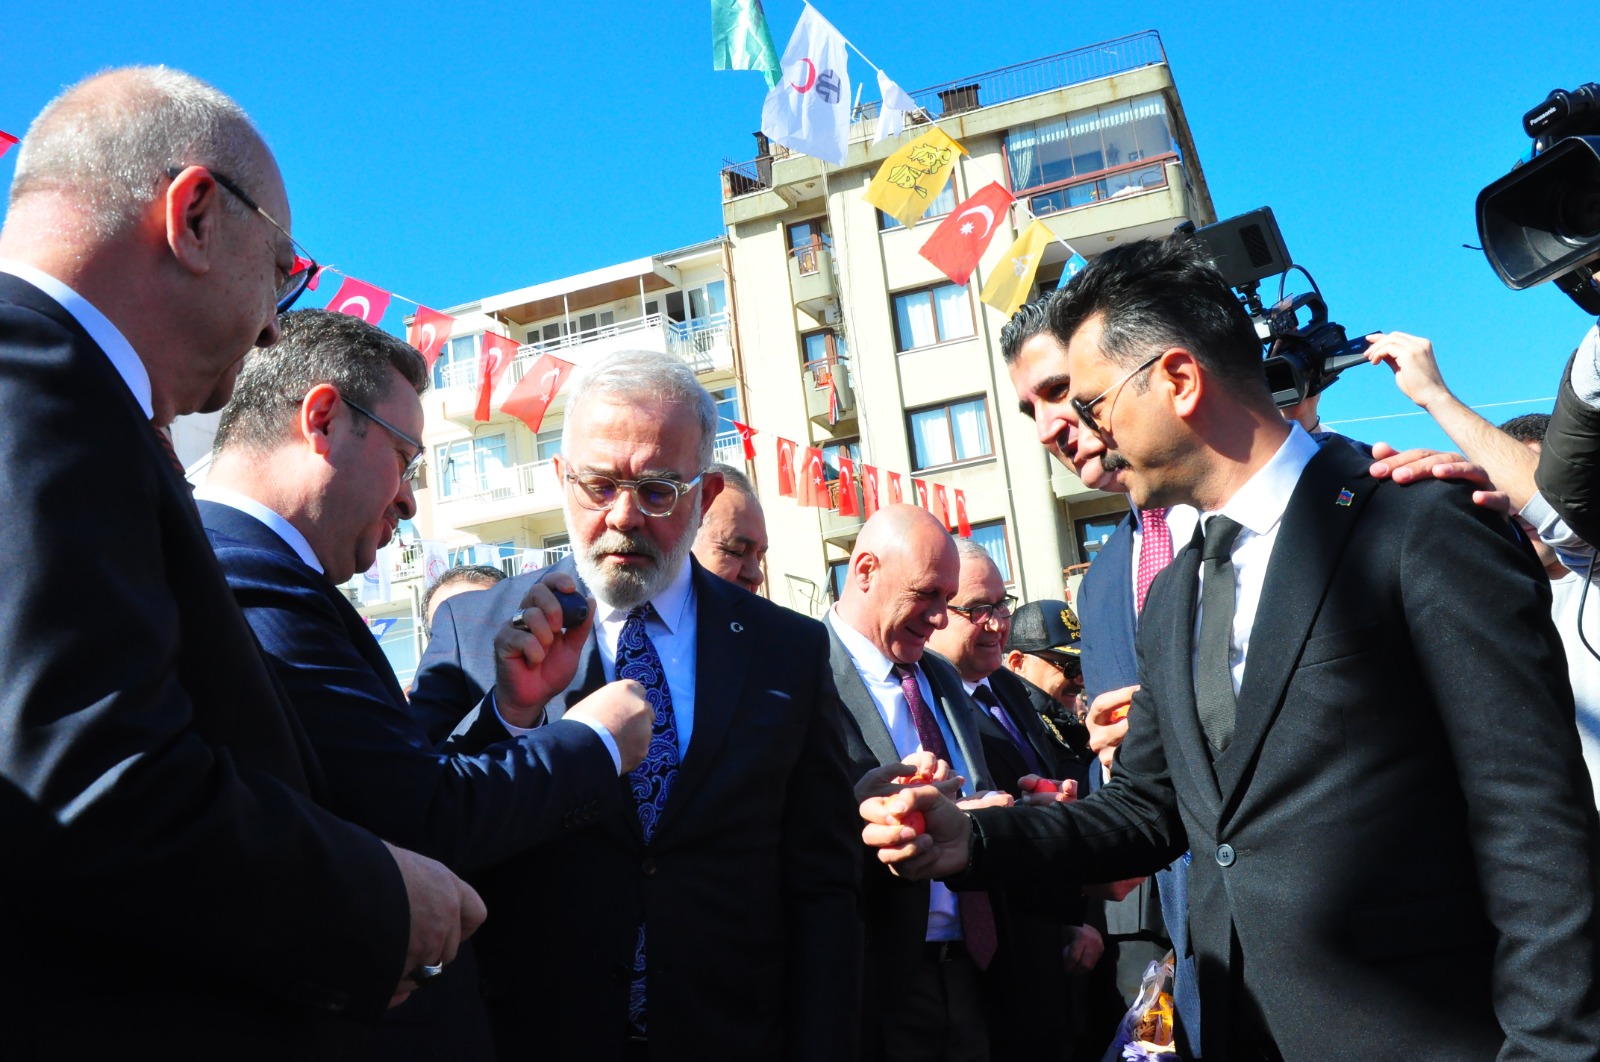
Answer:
[
  {"left": 893, "top": 662, "right": 998, "bottom": 970},
  {"left": 974, "top": 683, "right": 1044, "bottom": 778}
]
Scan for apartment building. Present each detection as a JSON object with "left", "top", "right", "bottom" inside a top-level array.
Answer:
[{"left": 719, "top": 30, "right": 1215, "bottom": 614}]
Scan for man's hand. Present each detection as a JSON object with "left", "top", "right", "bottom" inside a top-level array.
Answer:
[
  {"left": 1368, "top": 441, "right": 1511, "bottom": 511},
  {"left": 383, "top": 842, "right": 487, "bottom": 1008},
  {"left": 1364, "top": 331, "right": 1452, "bottom": 411},
  {"left": 564, "top": 680, "right": 652, "bottom": 773},
  {"left": 1017, "top": 774, "right": 1079, "bottom": 805},
  {"left": 1086, "top": 685, "right": 1137, "bottom": 772},
  {"left": 957, "top": 790, "right": 1015, "bottom": 811},
  {"left": 860, "top": 785, "right": 973, "bottom": 881},
  {"left": 1083, "top": 876, "right": 1146, "bottom": 902},
  {"left": 853, "top": 752, "right": 963, "bottom": 805},
  {"left": 493, "top": 572, "right": 596, "bottom": 727},
  {"left": 1062, "top": 924, "right": 1105, "bottom": 975}
]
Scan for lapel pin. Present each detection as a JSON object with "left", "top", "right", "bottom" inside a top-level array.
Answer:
[
  {"left": 730, "top": 622, "right": 744, "bottom": 633},
  {"left": 1336, "top": 488, "right": 1354, "bottom": 507}
]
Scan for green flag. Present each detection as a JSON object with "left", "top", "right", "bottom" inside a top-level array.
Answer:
[{"left": 711, "top": 0, "right": 781, "bottom": 88}]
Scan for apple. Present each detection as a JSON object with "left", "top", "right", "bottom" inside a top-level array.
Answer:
[
  {"left": 901, "top": 810, "right": 926, "bottom": 835},
  {"left": 1029, "top": 777, "right": 1062, "bottom": 794}
]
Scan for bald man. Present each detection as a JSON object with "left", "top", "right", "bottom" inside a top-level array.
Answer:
[
  {"left": 827, "top": 505, "right": 1007, "bottom": 1061},
  {"left": 691, "top": 463, "right": 769, "bottom": 593}
]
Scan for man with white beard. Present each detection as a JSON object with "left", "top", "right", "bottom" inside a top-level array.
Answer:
[{"left": 409, "top": 348, "right": 864, "bottom": 1061}]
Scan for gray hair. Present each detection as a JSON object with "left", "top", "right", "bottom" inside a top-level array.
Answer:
[
  {"left": 561, "top": 349, "right": 718, "bottom": 469},
  {"left": 709, "top": 462, "right": 755, "bottom": 497},
  {"left": 953, "top": 535, "right": 996, "bottom": 566},
  {"left": 11, "top": 66, "right": 266, "bottom": 240}
]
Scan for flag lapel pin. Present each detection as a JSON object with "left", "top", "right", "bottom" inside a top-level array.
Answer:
[{"left": 1336, "top": 488, "right": 1354, "bottom": 507}]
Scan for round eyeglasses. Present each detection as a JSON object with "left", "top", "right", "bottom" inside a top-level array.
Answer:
[{"left": 565, "top": 471, "right": 705, "bottom": 518}]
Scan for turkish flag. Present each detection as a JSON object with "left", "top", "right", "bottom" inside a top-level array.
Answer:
[
  {"left": 933, "top": 483, "right": 954, "bottom": 531},
  {"left": 325, "top": 275, "right": 391, "bottom": 325},
  {"left": 407, "top": 306, "right": 457, "bottom": 369},
  {"left": 836, "top": 456, "right": 859, "bottom": 516},
  {"left": 797, "top": 447, "right": 828, "bottom": 507},
  {"left": 474, "top": 331, "right": 521, "bottom": 421},
  {"left": 918, "top": 181, "right": 1017, "bottom": 286},
  {"left": 954, "top": 489, "right": 972, "bottom": 537},
  {"left": 0, "top": 131, "right": 17, "bottom": 159},
  {"left": 861, "top": 464, "right": 880, "bottom": 519},
  {"left": 500, "top": 354, "right": 575, "bottom": 432},
  {"left": 732, "top": 421, "right": 757, "bottom": 460},
  {"left": 912, "top": 478, "right": 931, "bottom": 511},
  {"left": 776, "top": 437, "right": 797, "bottom": 497},
  {"left": 887, "top": 471, "right": 904, "bottom": 505}
]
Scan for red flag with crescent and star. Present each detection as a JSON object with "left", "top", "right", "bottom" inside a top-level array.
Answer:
[
  {"left": 325, "top": 275, "right": 390, "bottom": 325},
  {"left": 836, "top": 456, "right": 859, "bottom": 516},
  {"left": 500, "top": 354, "right": 575, "bottom": 433},
  {"left": 407, "top": 306, "right": 457, "bottom": 369},
  {"left": 887, "top": 471, "right": 904, "bottom": 505},
  {"left": 932, "top": 483, "right": 954, "bottom": 531},
  {"left": 954, "top": 489, "right": 972, "bottom": 537},
  {"left": 775, "top": 437, "right": 797, "bottom": 497},
  {"left": 474, "top": 331, "right": 520, "bottom": 422},
  {"left": 918, "top": 181, "right": 1017, "bottom": 286},
  {"left": 912, "top": 478, "right": 931, "bottom": 511},
  {"left": 860, "top": 463, "right": 880, "bottom": 519},
  {"left": 797, "top": 446, "right": 828, "bottom": 507},
  {"left": 732, "top": 420, "right": 757, "bottom": 460}
]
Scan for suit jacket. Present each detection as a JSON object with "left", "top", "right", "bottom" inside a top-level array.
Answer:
[
  {"left": 963, "top": 440, "right": 1600, "bottom": 1060},
  {"left": 410, "top": 559, "right": 863, "bottom": 1062},
  {"left": 824, "top": 619, "right": 997, "bottom": 1057},
  {"left": 0, "top": 274, "right": 409, "bottom": 1058}
]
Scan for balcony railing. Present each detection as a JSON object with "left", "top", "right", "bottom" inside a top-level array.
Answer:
[
  {"left": 1025, "top": 156, "right": 1176, "bottom": 218},
  {"left": 722, "top": 30, "right": 1167, "bottom": 196},
  {"left": 712, "top": 430, "right": 746, "bottom": 467},
  {"left": 437, "top": 457, "right": 560, "bottom": 507}
]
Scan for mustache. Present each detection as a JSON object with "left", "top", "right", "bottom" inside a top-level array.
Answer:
[
  {"left": 1100, "top": 449, "right": 1132, "bottom": 473},
  {"left": 587, "top": 530, "right": 665, "bottom": 565}
]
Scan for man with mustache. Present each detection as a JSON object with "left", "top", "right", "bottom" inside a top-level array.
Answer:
[{"left": 409, "top": 348, "right": 863, "bottom": 1061}]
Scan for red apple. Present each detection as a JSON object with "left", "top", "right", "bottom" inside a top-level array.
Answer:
[
  {"left": 901, "top": 810, "right": 926, "bottom": 835},
  {"left": 1029, "top": 777, "right": 1062, "bottom": 794}
]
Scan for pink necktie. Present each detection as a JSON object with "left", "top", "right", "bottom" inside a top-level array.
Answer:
[{"left": 1135, "top": 506, "right": 1173, "bottom": 614}]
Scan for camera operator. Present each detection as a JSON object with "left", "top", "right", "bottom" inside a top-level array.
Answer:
[{"left": 1536, "top": 324, "right": 1600, "bottom": 545}]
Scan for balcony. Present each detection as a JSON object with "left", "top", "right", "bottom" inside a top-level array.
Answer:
[
  {"left": 803, "top": 356, "right": 856, "bottom": 428},
  {"left": 787, "top": 237, "right": 837, "bottom": 318},
  {"left": 711, "top": 430, "right": 747, "bottom": 467},
  {"left": 434, "top": 457, "right": 564, "bottom": 530}
]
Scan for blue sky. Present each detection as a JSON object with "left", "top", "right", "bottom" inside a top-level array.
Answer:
[{"left": 0, "top": 0, "right": 1588, "bottom": 451}]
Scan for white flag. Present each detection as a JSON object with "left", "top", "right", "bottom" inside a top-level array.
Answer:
[
  {"left": 420, "top": 540, "right": 450, "bottom": 585},
  {"left": 873, "top": 70, "right": 919, "bottom": 144},
  {"left": 759, "top": 3, "right": 851, "bottom": 165},
  {"left": 358, "top": 546, "right": 393, "bottom": 605}
]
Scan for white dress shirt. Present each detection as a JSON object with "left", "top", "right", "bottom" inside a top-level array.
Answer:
[
  {"left": 1193, "top": 423, "right": 1320, "bottom": 695},
  {"left": 0, "top": 258, "right": 153, "bottom": 419},
  {"left": 830, "top": 606, "right": 972, "bottom": 941},
  {"left": 192, "top": 486, "right": 324, "bottom": 573}
]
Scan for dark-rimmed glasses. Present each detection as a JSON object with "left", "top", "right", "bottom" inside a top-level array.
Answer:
[
  {"left": 1070, "top": 352, "right": 1163, "bottom": 439},
  {"left": 565, "top": 471, "right": 705, "bottom": 518},
  {"left": 166, "top": 165, "right": 318, "bottom": 312},
  {"left": 342, "top": 395, "right": 425, "bottom": 483},
  {"left": 947, "top": 595, "right": 1017, "bottom": 626}
]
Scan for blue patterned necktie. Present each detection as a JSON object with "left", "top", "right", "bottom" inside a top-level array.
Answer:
[{"left": 618, "top": 604, "right": 679, "bottom": 1035}]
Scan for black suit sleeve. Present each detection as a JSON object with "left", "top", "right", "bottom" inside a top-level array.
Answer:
[
  {"left": 214, "top": 542, "right": 622, "bottom": 874},
  {"left": 0, "top": 305, "right": 407, "bottom": 1017}
]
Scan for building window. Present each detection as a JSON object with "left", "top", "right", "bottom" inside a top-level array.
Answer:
[
  {"left": 535, "top": 428, "right": 562, "bottom": 463},
  {"left": 801, "top": 328, "right": 848, "bottom": 369},
  {"left": 1005, "top": 92, "right": 1175, "bottom": 216},
  {"left": 1075, "top": 514, "right": 1124, "bottom": 565},
  {"left": 436, "top": 433, "right": 509, "bottom": 498},
  {"left": 708, "top": 385, "right": 745, "bottom": 464},
  {"left": 828, "top": 559, "right": 851, "bottom": 602},
  {"left": 878, "top": 181, "right": 958, "bottom": 230},
  {"left": 432, "top": 335, "right": 479, "bottom": 390},
  {"left": 788, "top": 218, "right": 831, "bottom": 276},
  {"left": 688, "top": 280, "right": 727, "bottom": 323},
  {"left": 969, "top": 520, "right": 1013, "bottom": 584},
  {"left": 908, "top": 396, "right": 992, "bottom": 470},
  {"left": 892, "top": 283, "right": 975, "bottom": 351},
  {"left": 821, "top": 438, "right": 860, "bottom": 483}
]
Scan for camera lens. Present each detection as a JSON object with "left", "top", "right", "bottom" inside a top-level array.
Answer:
[{"left": 1556, "top": 183, "right": 1600, "bottom": 245}]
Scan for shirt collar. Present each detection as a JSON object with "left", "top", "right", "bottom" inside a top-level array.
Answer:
[
  {"left": 1206, "top": 422, "right": 1320, "bottom": 538},
  {"left": 193, "top": 485, "right": 325, "bottom": 574},
  {"left": 829, "top": 605, "right": 902, "bottom": 682},
  {"left": 0, "top": 258, "right": 153, "bottom": 420},
  {"left": 594, "top": 552, "right": 694, "bottom": 632}
]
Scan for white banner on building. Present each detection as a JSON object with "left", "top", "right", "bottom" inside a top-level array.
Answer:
[
  {"left": 759, "top": 4, "right": 851, "bottom": 165},
  {"left": 358, "top": 545, "right": 392, "bottom": 605}
]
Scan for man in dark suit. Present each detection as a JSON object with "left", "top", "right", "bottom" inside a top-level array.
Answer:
[
  {"left": 196, "top": 309, "right": 654, "bottom": 1058},
  {"left": 410, "top": 348, "right": 863, "bottom": 1061},
  {"left": 0, "top": 67, "right": 481, "bottom": 1059},
  {"left": 865, "top": 236, "right": 1600, "bottom": 1060}
]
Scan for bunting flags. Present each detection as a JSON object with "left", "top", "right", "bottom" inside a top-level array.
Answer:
[
  {"left": 326, "top": 275, "right": 391, "bottom": 325},
  {"left": 500, "top": 354, "right": 575, "bottom": 433},
  {"left": 474, "top": 331, "right": 520, "bottom": 422},
  {"left": 918, "top": 181, "right": 1016, "bottom": 286},
  {"left": 712, "top": 0, "right": 782, "bottom": 87},
  {"left": 0, "top": 131, "right": 16, "bottom": 159},
  {"left": 933, "top": 483, "right": 953, "bottom": 531},
  {"left": 887, "top": 471, "right": 904, "bottom": 504},
  {"left": 861, "top": 463, "right": 880, "bottom": 519},
  {"left": 873, "top": 71, "right": 918, "bottom": 144},
  {"left": 863, "top": 126, "right": 966, "bottom": 230},
  {"left": 407, "top": 306, "right": 456, "bottom": 369},
  {"left": 293, "top": 255, "right": 325, "bottom": 292},
  {"left": 981, "top": 220, "right": 1053, "bottom": 319},
  {"left": 827, "top": 374, "right": 841, "bottom": 424},
  {"left": 760, "top": 4, "right": 851, "bottom": 165},
  {"left": 775, "top": 437, "right": 797, "bottom": 496},
  {"left": 796, "top": 446, "right": 828, "bottom": 507},
  {"left": 732, "top": 420, "right": 757, "bottom": 459},
  {"left": 954, "top": 489, "right": 972, "bottom": 537},
  {"left": 912, "top": 477, "right": 930, "bottom": 511},
  {"left": 1057, "top": 252, "right": 1089, "bottom": 288},
  {"left": 836, "top": 456, "right": 859, "bottom": 516}
]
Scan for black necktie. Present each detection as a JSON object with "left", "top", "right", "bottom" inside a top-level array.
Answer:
[{"left": 1195, "top": 516, "right": 1244, "bottom": 756}]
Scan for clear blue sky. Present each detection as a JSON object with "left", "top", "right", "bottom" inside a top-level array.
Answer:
[{"left": 0, "top": 0, "right": 1589, "bottom": 451}]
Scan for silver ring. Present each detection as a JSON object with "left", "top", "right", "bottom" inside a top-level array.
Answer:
[
  {"left": 413, "top": 962, "right": 445, "bottom": 983},
  {"left": 510, "top": 609, "right": 529, "bottom": 632}
]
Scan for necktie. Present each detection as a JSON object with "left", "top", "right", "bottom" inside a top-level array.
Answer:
[
  {"left": 618, "top": 605, "right": 679, "bottom": 1035},
  {"left": 150, "top": 421, "right": 187, "bottom": 478},
  {"left": 1195, "top": 516, "right": 1244, "bottom": 756},
  {"left": 974, "top": 684, "right": 1043, "bottom": 778},
  {"left": 1135, "top": 506, "right": 1173, "bottom": 614},
  {"left": 893, "top": 662, "right": 997, "bottom": 970}
]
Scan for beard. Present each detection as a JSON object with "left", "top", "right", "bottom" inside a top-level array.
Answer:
[{"left": 566, "top": 499, "right": 701, "bottom": 610}]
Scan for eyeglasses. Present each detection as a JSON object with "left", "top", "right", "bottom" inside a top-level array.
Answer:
[
  {"left": 342, "top": 395, "right": 425, "bottom": 483},
  {"left": 166, "top": 166, "right": 319, "bottom": 312},
  {"left": 1070, "top": 352, "right": 1163, "bottom": 439},
  {"left": 947, "top": 595, "right": 1017, "bottom": 626},
  {"left": 566, "top": 471, "right": 705, "bottom": 518}
]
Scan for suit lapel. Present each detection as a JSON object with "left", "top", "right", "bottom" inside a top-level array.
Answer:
[
  {"left": 824, "top": 614, "right": 902, "bottom": 767},
  {"left": 1213, "top": 442, "right": 1376, "bottom": 805},
  {"left": 923, "top": 657, "right": 995, "bottom": 792}
]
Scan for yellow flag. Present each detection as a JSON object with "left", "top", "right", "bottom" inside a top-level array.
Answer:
[
  {"left": 981, "top": 220, "right": 1053, "bottom": 319},
  {"left": 862, "top": 127, "right": 967, "bottom": 230}
]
